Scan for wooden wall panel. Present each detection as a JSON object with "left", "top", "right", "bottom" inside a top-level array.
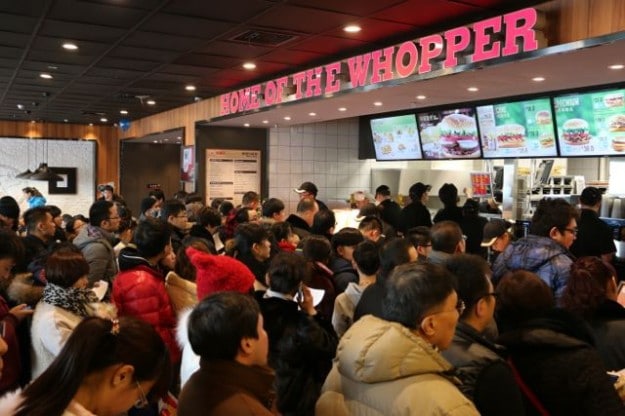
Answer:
[{"left": 0, "top": 120, "right": 119, "bottom": 188}]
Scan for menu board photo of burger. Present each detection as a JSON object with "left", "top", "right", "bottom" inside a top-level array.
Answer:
[
  {"left": 417, "top": 108, "right": 481, "bottom": 160},
  {"left": 476, "top": 97, "right": 557, "bottom": 158},
  {"left": 370, "top": 114, "right": 423, "bottom": 161},
  {"left": 554, "top": 88, "right": 625, "bottom": 156}
]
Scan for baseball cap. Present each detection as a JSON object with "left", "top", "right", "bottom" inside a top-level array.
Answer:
[
  {"left": 409, "top": 182, "right": 431, "bottom": 200},
  {"left": 481, "top": 219, "right": 513, "bottom": 247},
  {"left": 294, "top": 181, "right": 318, "bottom": 196},
  {"left": 580, "top": 186, "right": 602, "bottom": 206}
]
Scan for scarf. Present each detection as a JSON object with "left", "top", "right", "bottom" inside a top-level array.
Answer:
[{"left": 42, "top": 283, "right": 99, "bottom": 317}]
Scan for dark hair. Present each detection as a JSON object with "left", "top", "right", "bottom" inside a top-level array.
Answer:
[
  {"left": 233, "top": 207, "right": 251, "bottom": 224},
  {"left": 271, "top": 222, "right": 294, "bottom": 242},
  {"left": 431, "top": 221, "right": 463, "bottom": 254},
  {"left": 296, "top": 198, "right": 317, "bottom": 214},
  {"left": 438, "top": 183, "right": 458, "bottom": 207},
  {"left": 89, "top": 200, "right": 114, "bottom": 228},
  {"left": 162, "top": 199, "right": 186, "bottom": 220},
  {"left": 231, "top": 223, "right": 270, "bottom": 257},
  {"left": 173, "top": 191, "right": 188, "bottom": 201},
  {"left": 375, "top": 185, "right": 391, "bottom": 197},
  {"left": 118, "top": 217, "right": 138, "bottom": 234},
  {"left": 210, "top": 198, "right": 224, "bottom": 210},
  {"left": 132, "top": 218, "right": 172, "bottom": 258},
  {"left": 23, "top": 207, "right": 51, "bottom": 233},
  {"left": 406, "top": 226, "right": 432, "bottom": 248},
  {"left": 353, "top": 240, "right": 380, "bottom": 276},
  {"left": 462, "top": 199, "right": 480, "bottom": 218},
  {"left": 0, "top": 229, "right": 25, "bottom": 264},
  {"left": 175, "top": 237, "right": 212, "bottom": 282},
  {"left": 262, "top": 198, "right": 285, "bottom": 218},
  {"left": 444, "top": 254, "right": 491, "bottom": 318},
  {"left": 46, "top": 205, "right": 62, "bottom": 219},
  {"left": 0, "top": 196, "right": 20, "bottom": 231},
  {"left": 529, "top": 198, "right": 579, "bottom": 237},
  {"left": 22, "top": 187, "right": 42, "bottom": 197},
  {"left": 383, "top": 262, "right": 456, "bottom": 329},
  {"left": 358, "top": 216, "right": 383, "bottom": 234},
  {"left": 65, "top": 215, "right": 89, "bottom": 234},
  {"left": 184, "top": 193, "right": 202, "bottom": 205},
  {"left": 45, "top": 244, "right": 90, "bottom": 288},
  {"left": 379, "top": 238, "right": 414, "bottom": 281},
  {"left": 15, "top": 316, "right": 170, "bottom": 416},
  {"left": 331, "top": 227, "right": 364, "bottom": 252},
  {"left": 219, "top": 201, "right": 235, "bottom": 217},
  {"left": 561, "top": 256, "right": 617, "bottom": 319},
  {"left": 196, "top": 207, "right": 222, "bottom": 228},
  {"left": 311, "top": 209, "right": 336, "bottom": 236},
  {"left": 242, "top": 191, "right": 259, "bottom": 207},
  {"left": 302, "top": 235, "right": 332, "bottom": 264},
  {"left": 148, "top": 189, "right": 165, "bottom": 201},
  {"left": 268, "top": 252, "right": 309, "bottom": 294},
  {"left": 140, "top": 197, "right": 157, "bottom": 215},
  {"left": 496, "top": 270, "right": 554, "bottom": 330},
  {"left": 358, "top": 203, "right": 381, "bottom": 219},
  {"left": 188, "top": 292, "right": 260, "bottom": 361}
]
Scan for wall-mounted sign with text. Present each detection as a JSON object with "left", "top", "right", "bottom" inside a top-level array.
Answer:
[{"left": 205, "top": 149, "right": 261, "bottom": 206}]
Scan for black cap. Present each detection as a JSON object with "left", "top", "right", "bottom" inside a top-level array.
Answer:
[
  {"left": 481, "top": 219, "right": 513, "bottom": 247},
  {"left": 294, "top": 181, "right": 318, "bottom": 196},
  {"left": 409, "top": 182, "right": 431, "bottom": 200},
  {"left": 375, "top": 185, "right": 391, "bottom": 196},
  {"left": 580, "top": 186, "right": 602, "bottom": 206}
]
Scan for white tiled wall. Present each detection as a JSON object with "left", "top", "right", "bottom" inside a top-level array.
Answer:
[{"left": 0, "top": 138, "right": 96, "bottom": 216}]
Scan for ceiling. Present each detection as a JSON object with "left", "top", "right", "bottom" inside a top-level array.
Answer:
[{"left": 0, "top": 0, "right": 544, "bottom": 125}]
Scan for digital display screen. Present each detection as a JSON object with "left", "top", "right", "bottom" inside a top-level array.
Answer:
[
  {"left": 477, "top": 98, "right": 558, "bottom": 158},
  {"left": 417, "top": 108, "right": 481, "bottom": 159},
  {"left": 370, "top": 114, "right": 422, "bottom": 160},
  {"left": 554, "top": 89, "right": 625, "bottom": 156}
]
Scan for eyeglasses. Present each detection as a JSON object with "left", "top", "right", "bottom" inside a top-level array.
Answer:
[
  {"left": 430, "top": 299, "right": 466, "bottom": 317},
  {"left": 134, "top": 380, "right": 148, "bottom": 409},
  {"left": 564, "top": 227, "right": 578, "bottom": 236},
  {"left": 480, "top": 292, "right": 498, "bottom": 301}
]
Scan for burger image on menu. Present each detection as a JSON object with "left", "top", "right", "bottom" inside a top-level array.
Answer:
[
  {"left": 437, "top": 114, "right": 479, "bottom": 157},
  {"left": 562, "top": 118, "right": 590, "bottom": 145},
  {"left": 604, "top": 92, "right": 625, "bottom": 108},
  {"left": 496, "top": 124, "right": 526, "bottom": 148},
  {"left": 609, "top": 114, "right": 625, "bottom": 152},
  {"left": 535, "top": 110, "right": 552, "bottom": 125}
]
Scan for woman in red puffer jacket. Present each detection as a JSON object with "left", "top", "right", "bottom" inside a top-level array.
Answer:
[{"left": 112, "top": 218, "right": 180, "bottom": 364}]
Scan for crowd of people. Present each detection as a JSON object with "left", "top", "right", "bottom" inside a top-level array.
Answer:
[{"left": 0, "top": 180, "right": 623, "bottom": 415}]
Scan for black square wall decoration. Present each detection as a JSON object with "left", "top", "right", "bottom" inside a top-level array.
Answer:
[{"left": 48, "top": 167, "right": 77, "bottom": 194}]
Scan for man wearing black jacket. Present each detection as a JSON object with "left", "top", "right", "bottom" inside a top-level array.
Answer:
[{"left": 400, "top": 182, "right": 432, "bottom": 232}]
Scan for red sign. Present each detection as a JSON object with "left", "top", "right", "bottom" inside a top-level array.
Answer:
[{"left": 219, "top": 8, "right": 539, "bottom": 117}]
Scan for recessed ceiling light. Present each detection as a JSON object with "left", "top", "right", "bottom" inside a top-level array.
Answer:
[
  {"left": 242, "top": 62, "right": 256, "bottom": 70},
  {"left": 262, "top": 120, "right": 269, "bottom": 124},
  {"left": 244, "top": 123, "right": 250, "bottom": 127},
  {"left": 467, "top": 87, "right": 479, "bottom": 92},
  {"left": 47, "top": 65, "right": 58, "bottom": 70},
  {"left": 100, "top": 118, "right": 108, "bottom": 122},
  {"left": 120, "top": 110, "right": 128, "bottom": 115},
  {"left": 373, "top": 101, "right": 383, "bottom": 106},
  {"left": 185, "top": 85, "right": 196, "bottom": 91},
  {"left": 147, "top": 100, "right": 156, "bottom": 105},
  {"left": 416, "top": 95, "right": 427, "bottom": 100},
  {"left": 609, "top": 64, "right": 624, "bottom": 70},
  {"left": 153, "top": 140, "right": 158, "bottom": 143},
  {"left": 62, "top": 43, "right": 78, "bottom": 51},
  {"left": 30, "top": 120, "right": 36, "bottom": 124},
  {"left": 338, "top": 107, "right": 347, "bottom": 112},
  {"left": 39, "top": 73, "right": 53, "bottom": 79},
  {"left": 64, "top": 119, "right": 68, "bottom": 123},
  {"left": 309, "top": 112, "right": 317, "bottom": 116},
  {"left": 532, "top": 76, "right": 545, "bottom": 82},
  {"left": 89, "top": 123, "right": 93, "bottom": 126},
  {"left": 343, "top": 25, "right": 361, "bottom": 33},
  {"left": 284, "top": 116, "right": 291, "bottom": 121}
]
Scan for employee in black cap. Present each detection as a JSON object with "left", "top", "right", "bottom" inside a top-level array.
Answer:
[
  {"left": 294, "top": 181, "right": 328, "bottom": 211},
  {"left": 570, "top": 186, "right": 616, "bottom": 261},
  {"left": 374, "top": 185, "right": 402, "bottom": 232},
  {"left": 481, "top": 219, "right": 513, "bottom": 266},
  {"left": 400, "top": 182, "right": 432, "bottom": 232}
]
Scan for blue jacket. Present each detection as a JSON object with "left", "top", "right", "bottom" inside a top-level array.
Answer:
[
  {"left": 492, "top": 234, "right": 573, "bottom": 302},
  {"left": 27, "top": 195, "right": 46, "bottom": 208}
]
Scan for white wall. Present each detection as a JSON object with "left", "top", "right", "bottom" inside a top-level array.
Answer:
[{"left": 0, "top": 138, "right": 96, "bottom": 216}]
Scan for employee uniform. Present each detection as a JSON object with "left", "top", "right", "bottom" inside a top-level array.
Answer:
[{"left": 569, "top": 209, "right": 616, "bottom": 259}]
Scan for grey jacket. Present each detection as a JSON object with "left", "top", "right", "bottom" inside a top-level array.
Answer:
[{"left": 73, "top": 225, "right": 118, "bottom": 286}]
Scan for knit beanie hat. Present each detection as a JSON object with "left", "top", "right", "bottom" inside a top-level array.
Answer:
[{"left": 186, "top": 247, "right": 255, "bottom": 300}]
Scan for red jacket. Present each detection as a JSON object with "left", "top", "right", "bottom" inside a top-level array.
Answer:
[{"left": 112, "top": 264, "right": 181, "bottom": 364}]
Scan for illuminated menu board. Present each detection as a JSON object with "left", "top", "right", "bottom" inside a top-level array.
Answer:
[
  {"left": 477, "top": 97, "right": 557, "bottom": 158},
  {"left": 370, "top": 114, "right": 422, "bottom": 160},
  {"left": 417, "top": 108, "right": 481, "bottom": 159},
  {"left": 554, "top": 89, "right": 625, "bottom": 156}
]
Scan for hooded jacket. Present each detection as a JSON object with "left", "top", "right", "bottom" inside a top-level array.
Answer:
[
  {"left": 492, "top": 234, "right": 573, "bottom": 301},
  {"left": 331, "top": 282, "right": 365, "bottom": 338},
  {"left": 73, "top": 225, "right": 118, "bottom": 286},
  {"left": 316, "top": 315, "right": 479, "bottom": 416},
  {"left": 112, "top": 246, "right": 180, "bottom": 364},
  {"left": 329, "top": 257, "right": 358, "bottom": 294}
]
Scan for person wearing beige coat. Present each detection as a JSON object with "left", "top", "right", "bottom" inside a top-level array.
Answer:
[{"left": 316, "top": 262, "right": 479, "bottom": 416}]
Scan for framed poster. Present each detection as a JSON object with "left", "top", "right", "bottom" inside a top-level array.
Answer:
[
  {"left": 48, "top": 167, "right": 77, "bottom": 194},
  {"left": 205, "top": 149, "right": 261, "bottom": 204},
  {"left": 181, "top": 145, "right": 195, "bottom": 182}
]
